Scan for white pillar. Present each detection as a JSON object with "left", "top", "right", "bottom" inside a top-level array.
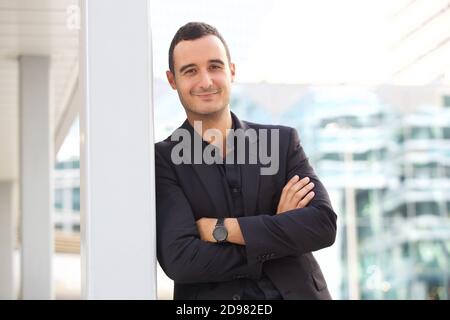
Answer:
[
  {"left": 79, "top": 0, "right": 156, "bottom": 299},
  {"left": 0, "top": 181, "right": 16, "bottom": 299},
  {"left": 19, "top": 56, "right": 53, "bottom": 299}
]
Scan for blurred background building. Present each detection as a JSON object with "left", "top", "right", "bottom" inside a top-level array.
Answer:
[{"left": 1, "top": 0, "right": 450, "bottom": 299}]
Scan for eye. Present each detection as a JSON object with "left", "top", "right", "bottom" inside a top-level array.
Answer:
[
  {"left": 184, "top": 69, "right": 196, "bottom": 75},
  {"left": 210, "top": 64, "right": 222, "bottom": 70}
]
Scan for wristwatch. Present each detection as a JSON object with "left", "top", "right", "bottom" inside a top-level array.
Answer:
[{"left": 212, "top": 217, "right": 228, "bottom": 243}]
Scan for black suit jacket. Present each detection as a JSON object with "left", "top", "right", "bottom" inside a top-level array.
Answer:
[{"left": 155, "top": 112, "right": 337, "bottom": 300}]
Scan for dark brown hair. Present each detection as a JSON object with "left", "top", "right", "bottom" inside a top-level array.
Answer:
[{"left": 168, "top": 22, "right": 231, "bottom": 74}]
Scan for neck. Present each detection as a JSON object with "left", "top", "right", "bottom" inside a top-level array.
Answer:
[
  {"left": 186, "top": 107, "right": 232, "bottom": 157},
  {"left": 187, "top": 107, "right": 232, "bottom": 140}
]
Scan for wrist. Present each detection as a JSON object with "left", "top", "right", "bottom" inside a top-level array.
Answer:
[
  {"left": 212, "top": 217, "right": 228, "bottom": 243},
  {"left": 224, "top": 218, "right": 240, "bottom": 244},
  {"left": 208, "top": 218, "right": 218, "bottom": 242}
]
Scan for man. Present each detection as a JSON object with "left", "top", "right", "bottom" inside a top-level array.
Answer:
[{"left": 155, "top": 22, "right": 337, "bottom": 300}]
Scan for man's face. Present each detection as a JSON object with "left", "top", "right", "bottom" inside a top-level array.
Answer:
[{"left": 166, "top": 35, "right": 235, "bottom": 117}]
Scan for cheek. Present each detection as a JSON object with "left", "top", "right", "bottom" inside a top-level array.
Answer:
[
  {"left": 179, "top": 84, "right": 192, "bottom": 96},
  {"left": 219, "top": 76, "right": 232, "bottom": 88}
]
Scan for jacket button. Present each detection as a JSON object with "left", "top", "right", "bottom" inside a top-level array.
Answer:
[{"left": 232, "top": 294, "right": 241, "bottom": 300}]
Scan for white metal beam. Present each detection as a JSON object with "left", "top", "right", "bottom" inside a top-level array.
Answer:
[
  {"left": 19, "top": 55, "right": 53, "bottom": 299},
  {"left": 0, "top": 181, "right": 15, "bottom": 299},
  {"left": 79, "top": 0, "right": 156, "bottom": 299}
]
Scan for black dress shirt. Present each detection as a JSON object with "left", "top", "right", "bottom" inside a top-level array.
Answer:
[{"left": 206, "top": 118, "right": 283, "bottom": 300}]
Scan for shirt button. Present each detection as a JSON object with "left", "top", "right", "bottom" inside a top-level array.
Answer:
[{"left": 232, "top": 294, "right": 241, "bottom": 300}]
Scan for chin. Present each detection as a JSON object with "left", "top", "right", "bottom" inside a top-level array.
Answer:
[{"left": 190, "top": 104, "right": 227, "bottom": 116}]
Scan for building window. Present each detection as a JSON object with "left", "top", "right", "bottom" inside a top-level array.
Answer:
[
  {"left": 443, "top": 127, "right": 450, "bottom": 140},
  {"left": 444, "top": 166, "right": 450, "bottom": 178},
  {"left": 412, "top": 162, "right": 439, "bottom": 178},
  {"left": 55, "top": 189, "right": 64, "bottom": 209},
  {"left": 353, "top": 151, "right": 369, "bottom": 161},
  {"left": 320, "top": 153, "right": 342, "bottom": 161},
  {"left": 72, "top": 187, "right": 80, "bottom": 211},
  {"left": 410, "top": 126, "right": 434, "bottom": 140},
  {"left": 386, "top": 204, "right": 407, "bottom": 218},
  {"left": 357, "top": 223, "right": 373, "bottom": 242},
  {"left": 396, "top": 130, "right": 405, "bottom": 143},
  {"left": 55, "top": 159, "right": 80, "bottom": 170},
  {"left": 415, "top": 201, "right": 439, "bottom": 216},
  {"left": 443, "top": 95, "right": 450, "bottom": 108},
  {"left": 356, "top": 189, "right": 371, "bottom": 218}
]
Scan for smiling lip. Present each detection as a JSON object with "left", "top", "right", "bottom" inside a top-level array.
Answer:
[
  {"left": 195, "top": 93, "right": 216, "bottom": 98},
  {"left": 192, "top": 90, "right": 221, "bottom": 97}
]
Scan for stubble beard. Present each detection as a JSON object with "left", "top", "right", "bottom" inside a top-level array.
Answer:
[{"left": 179, "top": 90, "right": 230, "bottom": 120}]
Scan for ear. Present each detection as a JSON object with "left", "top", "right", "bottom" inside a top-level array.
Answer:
[
  {"left": 229, "top": 63, "right": 236, "bottom": 83},
  {"left": 166, "top": 70, "right": 177, "bottom": 90}
]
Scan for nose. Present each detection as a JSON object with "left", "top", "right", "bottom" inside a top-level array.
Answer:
[{"left": 197, "top": 69, "right": 213, "bottom": 89}]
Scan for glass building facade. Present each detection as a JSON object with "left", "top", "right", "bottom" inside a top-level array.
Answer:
[
  {"left": 53, "top": 158, "right": 80, "bottom": 234},
  {"left": 228, "top": 84, "right": 450, "bottom": 299}
]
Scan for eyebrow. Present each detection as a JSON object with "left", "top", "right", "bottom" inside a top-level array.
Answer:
[
  {"left": 209, "top": 59, "right": 225, "bottom": 66},
  {"left": 178, "top": 59, "right": 225, "bottom": 74},
  {"left": 179, "top": 63, "right": 196, "bottom": 74}
]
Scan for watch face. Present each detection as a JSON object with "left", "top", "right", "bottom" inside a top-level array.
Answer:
[{"left": 213, "top": 226, "right": 228, "bottom": 242}]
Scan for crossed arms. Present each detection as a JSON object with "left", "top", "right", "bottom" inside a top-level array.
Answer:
[
  {"left": 155, "top": 128, "right": 337, "bottom": 284},
  {"left": 196, "top": 174, "right": 316, "bottom": 245}
]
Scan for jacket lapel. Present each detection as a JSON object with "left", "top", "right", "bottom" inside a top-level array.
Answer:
[{"left": 179, "top": 119, "right": 231, "bottom": 218}]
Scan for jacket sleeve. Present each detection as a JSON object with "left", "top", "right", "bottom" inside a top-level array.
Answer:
[
  {"left": 155, "top": 148, "right": 262, "bottom": 284},
  {"left": 237, "top": 127, "right": 337, "bottom": 266}
]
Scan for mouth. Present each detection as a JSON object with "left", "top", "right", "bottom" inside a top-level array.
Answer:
[{"left": 192, "top": 89, "right": 221, "bottom": 98}]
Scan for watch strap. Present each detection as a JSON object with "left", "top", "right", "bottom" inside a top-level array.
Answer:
[{"left": 216, "top": 217, "right": 225, "bottom": 227}]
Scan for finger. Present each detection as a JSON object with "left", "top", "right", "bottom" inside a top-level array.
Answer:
[
  {"left": 280, "top": 175, "right": 299, "bottom": 202},
  {"left": 286, "top": 177, "right": 310, "bottom": 202},
  {"left": 297, "top": 191, "right": 315, "bottom": 208},
  {"left": 285, "top": 175, "right": 300, "bottom": 190},
  {"left": 293, "top": 181, "right": 314, "bottom": 203}
]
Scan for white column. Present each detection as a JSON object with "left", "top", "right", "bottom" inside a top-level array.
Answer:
[
  {"left": 19, "top": 56, "right": 53, "bottom": 299},
  {"left": 79, "top": 0, "right": 156, "bottom": 299},
  {"left": 0, "top": 181, "right": 15, "bottom": 299}
]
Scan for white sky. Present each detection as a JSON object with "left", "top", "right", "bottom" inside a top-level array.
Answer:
[
  {"left": 57, "top": 117, "right": 79, "bottom": 162},
  {"left": 149, "top": 0, "right": 415, "bottom": 84}
]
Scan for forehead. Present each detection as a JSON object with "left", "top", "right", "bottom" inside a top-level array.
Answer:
[{"left": 173, "top": 35, "right": 228, "bottom": 69}]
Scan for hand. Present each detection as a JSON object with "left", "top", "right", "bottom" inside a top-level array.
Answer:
[
  {"left": 196, "top": 217, "right": 217, "bottom": 242},
  {"left": 276, "top": 175, "right": 315, "bottom": 214}
]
